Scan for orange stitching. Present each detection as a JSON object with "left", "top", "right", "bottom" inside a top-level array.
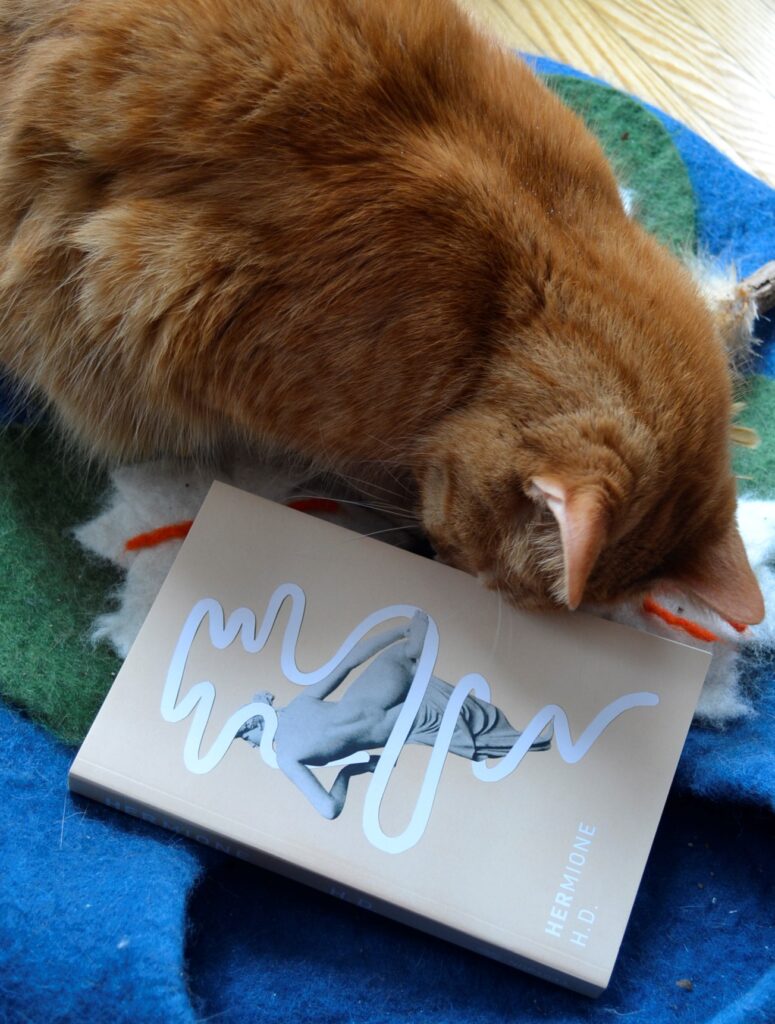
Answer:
[
  {"left": 125, "top": 520, "right": 194, "bottom": 551},
  {"left": 643, "top": 596, "right": 719, "bottom": 643}
]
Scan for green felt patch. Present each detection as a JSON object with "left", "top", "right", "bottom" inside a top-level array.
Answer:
[
  {"left": 0, "top": 424, "right": 121, "bottom": 744},
  {"left": 545, "top": 76, "right": 697, "bottom": 254},
  {"left": 734, "top": 375, "right": 775, "bottom": 499}
]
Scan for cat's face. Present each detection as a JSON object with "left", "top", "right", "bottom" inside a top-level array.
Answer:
[
  {"left": 414, "top": 401, "right": 764, "bottom": 626},
  {"left": 412, "top": 209, "right": 764, "bottom": 627}
]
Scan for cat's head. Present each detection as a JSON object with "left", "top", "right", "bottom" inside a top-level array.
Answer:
[{"left": 414, "top": 398, "right": 764, "bottom": 626}]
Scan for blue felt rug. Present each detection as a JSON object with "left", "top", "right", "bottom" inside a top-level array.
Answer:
[{"left": 1, "top": 55, "right": 774, "bottom": 1024}]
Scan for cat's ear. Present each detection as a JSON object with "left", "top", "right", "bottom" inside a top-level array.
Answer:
[
  {"left": 670, "top": 525, "right": 764, "bottom": 625},
  {"left": 530, "top": 476, "right": 608, "bottom": 610}
]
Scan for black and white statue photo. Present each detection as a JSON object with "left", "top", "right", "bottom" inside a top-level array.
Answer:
[{"left": 236, "top": 611, "right": 552, "bottom": 820}]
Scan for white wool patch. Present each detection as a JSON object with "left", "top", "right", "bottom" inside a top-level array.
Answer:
[
  {"left": 618, "top": 186, "right": 636, "bottom": 217},
  {"left": 735, "top": 500, "right": 775, "bottom": 570},
  {"left": 74, "top": 458, "right": 415, "bottom": 657},
  {"left": 586, "top": 593, "right": 749, "bottom": 723},
  {"left": 74, "top": 466, "right": 775, "bottom": 726},
  {"left": 73, "top": 458, "right": 307, "bottom": 656},
  {"left": 91, "top": 545, "right": 181, "bottom": 659},
  {"left": 594, "top": 497, "right": 775, "bottom": 725},
  {"left": 736, "top": 500, "right": 775, "bottom": 652}
]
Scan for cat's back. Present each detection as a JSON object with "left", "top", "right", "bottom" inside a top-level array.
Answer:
[
  {"left": 0, "top": 0, "right": 623, "bottom": 462},
  {"left": 0, "top": 0, "right": 519, "bottom": 177}
]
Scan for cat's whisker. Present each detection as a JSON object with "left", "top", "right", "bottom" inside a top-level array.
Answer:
[
  {"left": 342, "top": 523, "right": 424, "bottom": 542},
  {"left": 489, "top": 591, "right": 503, "bottom": 661},
  {"left": 341, "top": 490, "right": 422, "bottom": 522},
  {"left": 289, "top": 492, "right": 420, "bottom": 522},
  {"left": 321, "top": 474, "right": 417, "bottom": 515},
  {"left": 333, "top": 469, "right": 413, "bottom": 505},
  {"left": 297, "top": 469, "right": 419, "bottom": 513},
  {"left": 363, "top": 461, "right": 408, "bottom": 493}
]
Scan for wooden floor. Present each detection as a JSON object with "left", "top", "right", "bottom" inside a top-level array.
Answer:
[{"left": 465, "top": 0, "right": 775, "bottom": 188}]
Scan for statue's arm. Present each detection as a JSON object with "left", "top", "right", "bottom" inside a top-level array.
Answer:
[{"left": 278, "top": 754, "right": 378, "bottom": 819}]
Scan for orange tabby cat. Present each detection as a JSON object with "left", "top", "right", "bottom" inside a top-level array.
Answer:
[{"left": 0, "top": 0, "right": 764, "bottom": 623}]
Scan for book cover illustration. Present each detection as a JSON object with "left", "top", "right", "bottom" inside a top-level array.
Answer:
[{"left": 70, "top": 482, "right": 710, "bottom": 995}]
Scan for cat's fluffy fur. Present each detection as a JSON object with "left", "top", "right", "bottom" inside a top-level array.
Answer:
[{"left": 0, "top": 0, "right": 764, "bottom": 621}]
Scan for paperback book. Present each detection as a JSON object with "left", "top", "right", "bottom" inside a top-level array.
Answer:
[{"left": 69, "top": 482, "right": 709, "bottom": 995}]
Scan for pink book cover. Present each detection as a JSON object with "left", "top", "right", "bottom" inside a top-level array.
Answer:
[{"left": 69, "top": 481, "right": 709, "bottom": 995}]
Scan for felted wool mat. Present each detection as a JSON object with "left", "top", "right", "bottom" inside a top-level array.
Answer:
[{"left": 1, "top": 57, "right": 774, "bottom": 1024}]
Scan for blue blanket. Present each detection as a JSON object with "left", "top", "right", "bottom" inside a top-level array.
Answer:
[{"left": 1, "top": 56, "right": 774, "bottom": 1024}]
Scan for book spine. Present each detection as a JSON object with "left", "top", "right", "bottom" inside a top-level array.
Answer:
[{"left": 67, "top": 767, "right": 602, "bottom": 997}]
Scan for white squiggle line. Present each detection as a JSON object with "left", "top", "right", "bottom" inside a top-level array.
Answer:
[
  {"left": 471, "top": 693, "right": 660, "bottom": 783},
  {"left": 161, "top": 588, "right": 429, "bottom": 776},
  {"left": 362, "top": 669, "right": 492, "bottom": 854},
  {"left": 364, "top": 681, "right": 658, "bottom": 853},
  {"left": 162, "top": 598, "right": 279, "bottom": 773},
  {"left": 161, "top": 587, "right": 659, "bottom": 855}
]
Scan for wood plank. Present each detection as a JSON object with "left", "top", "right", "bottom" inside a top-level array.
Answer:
[
  {"left": 463, "top": 0, "right": 774, "bottom": 187},
  {"left": 466, "top": 0, "right": 543, "bottom": 51},
  {"left": 586, "top": 0, "right": 775, "bottom": 184},
  {"left": 675, "top": 0, "right": 775, "bottom": 100},
  {"left": 475, "top": 0, "right": 739, "bottom": 160}
]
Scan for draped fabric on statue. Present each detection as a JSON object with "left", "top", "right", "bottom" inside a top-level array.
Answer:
[{"left": 405, "top": 677, "right": 552, "bottom": 759}]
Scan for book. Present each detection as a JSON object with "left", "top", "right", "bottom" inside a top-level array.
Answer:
[{"left": 69, "top": 481, "right": 709, "bottom": 996}]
